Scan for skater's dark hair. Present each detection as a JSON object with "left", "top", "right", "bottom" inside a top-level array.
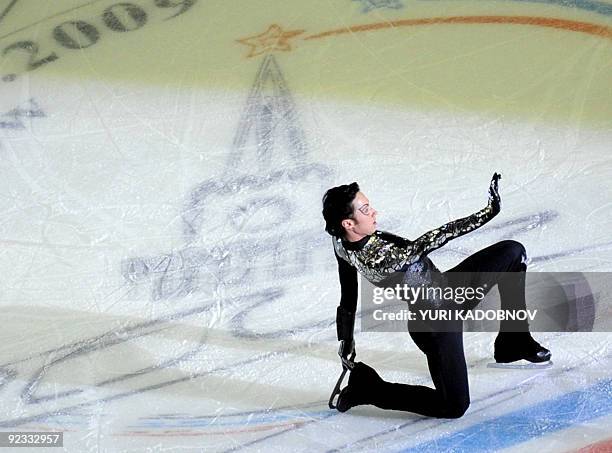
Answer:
[{"left": 322, "top": 182, "right": 360, "bottom": 238}]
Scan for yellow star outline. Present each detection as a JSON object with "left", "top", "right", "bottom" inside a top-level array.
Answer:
[{"left": 237, "top": 24, "right": 305, "bottom": 58}]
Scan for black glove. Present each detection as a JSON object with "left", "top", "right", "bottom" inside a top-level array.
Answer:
[
  {"left": 338, "top": 339, "right": 355, "bottom": 360},
  {"left": 488, "top": 172, "right": 502, "bottom": 215}
]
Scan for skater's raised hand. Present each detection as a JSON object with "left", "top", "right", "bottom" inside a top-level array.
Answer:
[{"left": 488, "top": 172, "right": 502, "bottom": 215}]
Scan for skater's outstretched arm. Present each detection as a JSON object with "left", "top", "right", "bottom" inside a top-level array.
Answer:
[
  {"left": 335, "top": 250, "right": 358, "bottom": 359},
  {"left": 410, "top": 173, "right": 501, "bottom": 257},
  {"left": 388, "top": 173, "right": 502, "bottom": 268}
]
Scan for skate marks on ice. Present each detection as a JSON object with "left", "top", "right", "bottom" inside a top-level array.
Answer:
[
  {"left": 0, "top": 54, "right": 333, "bottom": 428},
  {"left": 446, "top": 209, "right": 612, "bottom": 266},
  {"left": 0, "top": 298, "right": 335, "bottom": 430},
  {"left": 0, "top": 98, "right": 44, "bottom": 129},
  {"left": 0, "top": 59, "right": 606, "bottom": 449},
  {"left": 114, "top": 353, "right": 515, "bottom": 446},
  {"left": 398, "top": 377, "right": 612, "bottom": 453},
  {"left": 211, "top": 350, "right": 611, "bottom": 453},
  {"left": 125, "top": 54, "right": 334, "bottom": 329},
  {"left": 126, "top": 194, "right": 608, "bottom": 305},
  {"left": 322, "top": 352, "right": 612, "bottom": 453}
]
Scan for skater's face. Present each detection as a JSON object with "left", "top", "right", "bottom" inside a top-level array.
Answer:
[{"left": 342, "top": 191, "right": 378, "bottom": 238}]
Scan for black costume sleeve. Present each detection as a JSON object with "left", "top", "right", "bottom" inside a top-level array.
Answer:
[
  {"left": 408, "top": 202, "right": 498, "bottom": 258},
  {"left": 381, "top": 175, "right": 501, "bottom": 269},
  {"left": 407, "top": 173, "right": 501, "bottom": 259},
  {"left": 335, "top": 250, "right": 358, "bottom": 341}
]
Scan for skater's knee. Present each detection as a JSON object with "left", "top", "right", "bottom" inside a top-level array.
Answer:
[
  {"left": 440, "top": 397, "right": 470, "bottom": 419},
  {"left": 444, "top": 403, "right": 470, "bottom": 418},
  {"left": 498, "top": 240, "right": 527, "bottom": 265}
]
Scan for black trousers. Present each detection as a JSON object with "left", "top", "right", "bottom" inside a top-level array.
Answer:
[{"left": 370, "top": 240, "right": 528, "bottom": 418}]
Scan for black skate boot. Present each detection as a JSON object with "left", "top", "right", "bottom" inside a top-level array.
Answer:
[
  {"left": 490, "top": 332, "right": 552, "bottom": 369},
  {"left": 336, "top": 362, "right": 384, "bottom": 412}
]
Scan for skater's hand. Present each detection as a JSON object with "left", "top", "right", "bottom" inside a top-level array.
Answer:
[
  {"left": 338, "top": 339, "right": 355, "bottom": 370},
  {"left": 488, "top": 172, "right": 502, "bottom": 215},
  {"left": 338, "top": 339, "right": 355, "bottom": 360}
]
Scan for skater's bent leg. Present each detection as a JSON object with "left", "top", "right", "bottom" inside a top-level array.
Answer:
[
  {"left": 446, "top": 240, "right": 529, "bottom": 331},
  {"left": 447, "top": 240, "right": 527, "bottom": 275},
  {"left": 370, "top": 331, "right": 469, "bottom": 418},
  {"left": 444, "top": 241, "right": 550, "bottom": 362},
  {"left": 424, "top": 331, "right": 470, "bottom": 418}
]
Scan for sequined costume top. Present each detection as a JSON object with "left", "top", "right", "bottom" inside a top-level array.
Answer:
[{"left": 333, "top": 202, "right": 499, "bottom": 313}]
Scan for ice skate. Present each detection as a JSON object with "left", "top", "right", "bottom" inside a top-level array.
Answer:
[
  {"left": 336, "top": 362, "right": 384, "bottom": 412},
  {"left": 488, "top": 332, "right": 552, "bottom": 369}
]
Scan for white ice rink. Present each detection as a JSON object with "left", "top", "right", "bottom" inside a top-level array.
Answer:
[{"left": 1, "top": 0, "right": 611, "bottom": 451}]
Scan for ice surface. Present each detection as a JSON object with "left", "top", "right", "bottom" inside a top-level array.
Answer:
[{"left": 1, "top": 0, "right": 611, "bottom": 451}]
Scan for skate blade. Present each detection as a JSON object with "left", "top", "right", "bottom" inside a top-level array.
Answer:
[{"left": 487, "top": 360, "right": 553, "bottom": 369}]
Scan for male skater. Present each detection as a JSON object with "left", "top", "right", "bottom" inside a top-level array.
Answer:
[{"left": 322, "top": 174, "right": 551, "bottom": 418}]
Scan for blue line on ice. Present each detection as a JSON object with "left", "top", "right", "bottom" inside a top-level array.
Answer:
[{"left": 399, "top": 377, "right": 612, "bottom": 452}]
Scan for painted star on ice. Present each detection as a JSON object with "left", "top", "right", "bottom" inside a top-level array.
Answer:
[
  {"left": 354, "top": 0, "right": 404, "bottom": 13},
  {"left": 237, "top": 24, "right": 304, "bottom": 58}
]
